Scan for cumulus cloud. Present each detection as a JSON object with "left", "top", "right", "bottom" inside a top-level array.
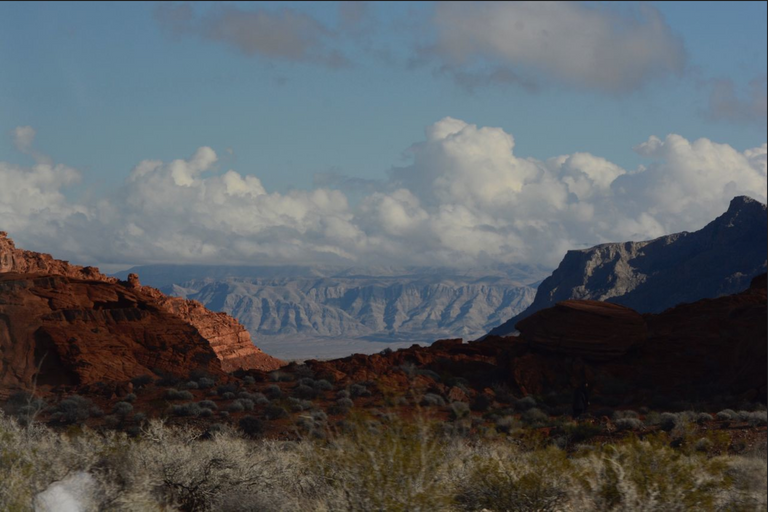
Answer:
[
  {"left": 705, "top": 76, "right": 768, "bottom": 124},
  {"left": 2, "top": 120, "right": 765, "bottom": 269},
  {"left": 422, "top": 1, "right": 686, "bottom": 93},
  {"left": 155, "top": 3, "right": 350, "bottom": 68}
]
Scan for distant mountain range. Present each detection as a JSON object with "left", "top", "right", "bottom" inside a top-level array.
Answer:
[
  {"left": 487, "top": 195, "right": 768, "bottom": 337},
  {"left": 114, "top": 265, "right": 547, "bottom": 359}
]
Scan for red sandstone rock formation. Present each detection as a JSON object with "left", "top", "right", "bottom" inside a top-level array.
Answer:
[
  {"left": 0, "top": 273, "right": 225, "bottom": 396},
  {"left": 303, "top": 275, "right": 766, "bottom": 404},
  {"left": 0, "top": 233, "right": 283, "bottom": 395},
  {"left": 515, "top": 300, "right": 647, "bottom": 361}
]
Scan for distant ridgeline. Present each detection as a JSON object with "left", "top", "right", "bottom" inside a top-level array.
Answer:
[
  {"left": 113, "top": 265, "right": 548, "bottom": 345},
  {"left": 487, "top": 196, "right": 768, "bottom": 338}
]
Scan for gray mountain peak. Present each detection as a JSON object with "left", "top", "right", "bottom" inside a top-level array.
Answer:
[{"left": 487, "top": 195, "right": 768, "bottom": 337}]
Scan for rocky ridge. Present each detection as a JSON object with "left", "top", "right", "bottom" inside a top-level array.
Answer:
[
  {"left": 113, "top": 267, "right": 540, "bottom": 358},
  {"left": 488, "top": 196, "right": 767, "bottom": 337},
  {"left": 0, "top": 233, "right": 282, "bottom": 396},
  {"left": 309, "top": 273, "right": 767, "bottom": 403}
]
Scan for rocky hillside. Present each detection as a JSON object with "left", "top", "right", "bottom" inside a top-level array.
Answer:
[
  {"left": 311, "top": 273, "right": 767, "bottom": 404},
  {"left": 0, "top": 233, "right": 283, "bottom": 396},
  {"left": 114, "top": 266, "right": 541, "bottom": 356},
  {"left": 488, "top": 195, "right": 767, "bottom": 337}
]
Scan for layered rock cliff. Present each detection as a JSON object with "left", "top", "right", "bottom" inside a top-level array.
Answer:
[
  {"left": 112, "top": 265, "right": 540, "bottom": 358},
  {"left": 0, "top": 233, "right": 282, "bottom": 395},
  {"left": 488, "top": 196, "right": 767, "bottom": 337}
]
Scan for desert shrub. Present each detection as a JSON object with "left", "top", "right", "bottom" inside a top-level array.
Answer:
[
  {"left": 308, "top": 417, "right": 454, "bottom": 511},
  {"left": 615, "top": 418, "right": 644, "bottom": 431},
  {"left": 243, "top": 375, "right": 256, "bottom": 385},
  {"left": 238, "top": 391, "right": 257, "bottom": 400},
  {"left": 198, "top": 400, "right": 217, "bottom": 410},
  {"left": 398, "top": 362, "right": 417, "bottom": 379},
  {"left": 222, "top": 392, "right": 236, "bottom": 400},
  {"left": 217, "top": 384, "right": 238, "bottom": 396},
  {"left": 456, "top": 446, "right": 570, "bottom": 512},
  {"left": 560, "top": 422, "right": 602, "bottom": 444},
  {"left": 420, "top": 393, "right": 446, "bottom": 407},
  {"left": 238, "top": 415, "right": 265, "bottom": 438},
  {"left": 350, "top": 384, "right": 371, "bottom": 398},
  {"left": 133, "top": 412, "right": 147, "bottom": 424},
  {"left": 112, "top": 402, "right": 133, "bottom": 417},
  {"left": 288, "top": 398, "right": 313, "bottom": 412},
  {"left": 265, "top": 385, "right": 283, "bottom": 400},
  {"left": 122, "top": 393, "right": 137, "bottom": 403},
  {"left": 695, "top": 437, "right": 714, "bottom": 453},
  {"left": 496, "top": 416, "right": 522, "bottom": 434},
  {"left": 227, "top": 401, "right": 245, "bottom": 413},
  {"left": 164, "top": 389, "right": 193, "bottom": 401},
  {"left": 696, "top": 413, "right": 714, "bottom": 425},
  {"left": 612, "top": 410, "right": 639, "bottom": 421},
  {"left": 239, "top": 399, "right": 255, "bottom": 411},
  {"left": 4, "top": 391, "right": 46, "bottom": 425},
  {"left": 717, "top": 409, "right": 737, "bottom": 421},
  {"left": 748, "top": 411, "right": 768, "bottom": 427},
  {"left": 269, "top": 371, "right": 293, "bottom": 382},
  {"left": 450, "top": 402, "right": 471, "bottom": 420},
  {"left": 315, "top": 379, "right": 333, "bottom": 391},
  {"left": 336, "top": 390, "right": 350, "bottom": 399},
  {"left": 492, "top": 383, "right": 515, "bottom": 404},
  {"left": 197, "top": 377, "right": 215, "bottom": 389},
  {"left": 514, "top": 395, "right": 538, "bottom": 411},
  {"left": 170, "top": 403, "right": 202, "bottom": 417},
  {"left": 131, "top": 374, "right": 154, "bottom": 388},
  {"left": 263, "top": 405, "right": 289, "bottom": 420},
  {"left": 294, "top": 384, "right": 318, "bottom": 399},
  {"left": 184, "top": 381, "right": 199, "bottom": 390},
  {"left": 659, "top": 412, "right": 680, "bottom": 432},
  {"left": 580, "top": 436, "right": 746, "bottom": 510},
  {"left": 335, "top": 398, "right": 354, "bottom": 409},
  {"left": 51, "top": 395, "right": 95, "bottom": 425},
  {"left": 328, "top": 404, "right": 349, "bottom": 416},
  {"left": 521, "top": 407, "right": 549, "bottom": 426},
  {"left": 199, "top": 409, "right": 213, "bottom": 418}
]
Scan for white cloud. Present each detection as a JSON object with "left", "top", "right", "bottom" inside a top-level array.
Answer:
[
  {"left": 2, "top": 121, "right": 765, "bottom": 269},
  {"left": 424, "top": 1, "right": 686, "bottom": 93}
]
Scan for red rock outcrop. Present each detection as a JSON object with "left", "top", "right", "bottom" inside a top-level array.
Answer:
[
  {"left": 0, "top": 233, "right": 283, "bottom": 394},
  {"left": 301, "top": 275, "right": 766, "bottom": 405},
  {"left": 0, "top": 273, "right": 225, "bottom": 397},
  {"left": 515, "top": 300, "right": 647, "bottom": 361}
]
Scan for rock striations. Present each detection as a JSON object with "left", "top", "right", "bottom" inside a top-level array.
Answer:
[
  {"left": 0, "top": 233, "right": 282, "bottom": 396},
  {"left": 488, "top": 196, "right": 767, "bottom": 337}
]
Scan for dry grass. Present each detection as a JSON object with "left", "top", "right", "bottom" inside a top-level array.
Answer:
[{"left": 1, "top": 411, "right": 765, "bottom": 511}]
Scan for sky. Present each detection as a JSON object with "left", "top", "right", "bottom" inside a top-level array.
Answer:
[{"left": 0, "top": 1, "right": 765, "bottom": 271}]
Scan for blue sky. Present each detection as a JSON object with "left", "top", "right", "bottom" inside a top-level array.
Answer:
[{"left": 0, "top": 2, "right": 765, "bottom": 270}]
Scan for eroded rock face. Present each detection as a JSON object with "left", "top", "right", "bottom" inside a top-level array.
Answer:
[
  {"left": 0, "top": 233, "right": 283, "bottom": 392},
  {"left": 489, "top": 196, "right": 767, "bottom": 337},
  {"left": 516, "top": 300, "right": 647, "bottom": 361},
  {"left": 0, "top": 273, "right": 224, "bottom": 396}
]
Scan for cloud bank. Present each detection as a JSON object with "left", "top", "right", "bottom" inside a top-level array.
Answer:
[
  {"left": 155, "top": 3, "right": 351, "bottom": 68},
  {"left": 423, "top": 1, "right": 686, "bottom": 93},
  {"left": 2, "top": 119, "right": 765, "bottom": 269}
]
